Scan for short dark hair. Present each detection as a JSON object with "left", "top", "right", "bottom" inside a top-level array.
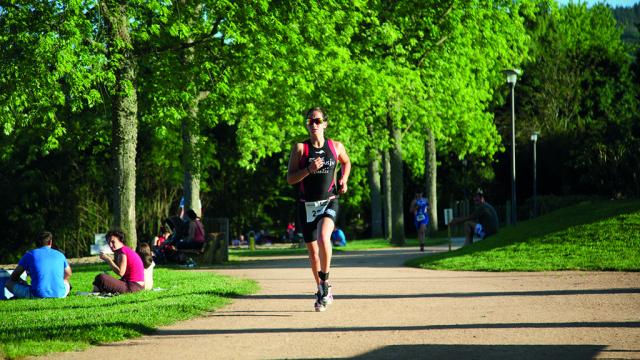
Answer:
[
  {"left": 105, "top": 230, "right": 125, "bottom": 243},
  {"left": 36, "top": 231, "right": 53, "bottom": 247}
]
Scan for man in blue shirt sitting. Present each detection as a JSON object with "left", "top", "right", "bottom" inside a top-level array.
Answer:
[{"left": 5, "top": 231, "right": 72, "bottom": 299}]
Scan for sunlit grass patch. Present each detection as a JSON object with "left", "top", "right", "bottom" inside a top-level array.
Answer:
[
  {"left": 0, "top": 265, "right": 258, "bottom": 359},
  {"left": 407, "top": 199, "right": 640, "bottom": 271}
]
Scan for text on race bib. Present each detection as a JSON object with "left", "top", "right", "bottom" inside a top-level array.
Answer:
[{"left": 305, "top": 200, "right": 330, "bottom": 223}]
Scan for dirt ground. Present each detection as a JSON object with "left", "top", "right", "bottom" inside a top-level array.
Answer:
[{"left": 42, "top": 242, "right": 640, "bottom": 360}]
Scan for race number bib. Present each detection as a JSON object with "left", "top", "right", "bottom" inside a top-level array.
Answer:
[
  {"left": 416, "top": 214, "right": 426, "bottom": 222},
  {"left": 305, "top": 200, "right": 330, "bottom": 223}
]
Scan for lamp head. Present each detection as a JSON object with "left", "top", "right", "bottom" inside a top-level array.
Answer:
[
  {"left": 504, "top": 69, "right": 521, "bottom": 85},
  {"left": 531, "top": 131, "right": 539, "bottom": 142}
]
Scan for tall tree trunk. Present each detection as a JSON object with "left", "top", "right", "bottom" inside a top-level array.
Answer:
[
  {"left": 389, "top": 115, "right": 405, "bottom": 246},
  {"left": 425, "top": 127, "right": 438, "bottom": 233},
  {"left": 182, "top": 97, "right": 202, "bottom": 217},
  {"left": 102, "top": 1, "right": 138, "bottom": 247},
  {"left": 181, "top": 12, "right": 208, "bottom": 218},
  {"left": 382, "top": 149, "right": 392, "bottom": 241},
  {"left": 368, "top": 151, "right": 383, "bottom": 238}
]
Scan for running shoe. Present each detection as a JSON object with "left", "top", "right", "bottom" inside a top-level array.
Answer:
[
  {"left": 314, "top": 290, "right": 326, "bottom": 312},
  {"left": 320, "top": 281, "right": 333, "bottom": 306}
]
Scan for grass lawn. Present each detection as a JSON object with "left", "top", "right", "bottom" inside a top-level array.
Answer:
[
  {"left": 0, "top": 264, "right": 258, "bottom": 359},
  {"left": 229, "top": 237, "right": 448, "bottom": 260},
  {"left": 407, "top": 199, "right": 640, "bottom": 271}
]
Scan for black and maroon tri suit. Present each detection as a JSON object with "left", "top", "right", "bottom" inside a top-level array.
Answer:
[{"left": 296, "top": 138, "right": 340, "bottom": 242}]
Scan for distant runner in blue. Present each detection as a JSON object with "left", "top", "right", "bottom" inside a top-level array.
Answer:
[{"left": 409, "top": 191, "right": 429, "bottom": 252}]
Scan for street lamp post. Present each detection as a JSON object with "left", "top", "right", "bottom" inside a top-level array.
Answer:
[
  {"left": 504, "top": 69, "right": 521, "bottom": 225},
  {"left": 531, "top": 132, "right": 539, "bottom": 217}
]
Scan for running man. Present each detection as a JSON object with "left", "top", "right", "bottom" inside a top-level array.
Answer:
[
  {"left": 409, "top": 191, "right": 429, "bottom": 252},
  {"left": 287, "top": 107, "right": 351, "bottom": 312}
]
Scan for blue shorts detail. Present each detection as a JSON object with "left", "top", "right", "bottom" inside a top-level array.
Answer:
[
  {"left": 414, "top": 220, "right": 428, "bottom": 230},
  {"left": 414, "top": 214, "right": 429, "bottom": 230}
]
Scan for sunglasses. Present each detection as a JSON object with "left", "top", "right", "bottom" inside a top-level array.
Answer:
[{"left": 307, "top": 117, "right": 325, "bottom": 125}]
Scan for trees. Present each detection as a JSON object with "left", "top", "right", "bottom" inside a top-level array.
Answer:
[
  {"left": 512, "top": 3, "right": 640, "bottom": 198},
  {"left": 612, "top": 3, "right": 640, "bottom": 47},
  {"left": 0, "top": 2, "right": 106, "bottom": 157},
  {"left": 347, "top": 0, "right": 530, "bottom": 242},
  {"left": 0, "top": 2, "right": 116, "bottom": 257},
  {"left": 0, "top": 0, "right": 635, "bottom": 262}
]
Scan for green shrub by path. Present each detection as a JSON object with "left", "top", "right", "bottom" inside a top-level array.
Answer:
[
  {"left": 407, "top": 199, "right": 640, "bottom": 271},
  {"left": 0, "top": 265, "right": 258, "bottom": 359}
]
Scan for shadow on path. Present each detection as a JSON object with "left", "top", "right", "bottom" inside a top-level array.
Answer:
[
  {"left": 242, "top": 287, "right": 640, "bottom": 300},
  {"left": 154, "top": 321, "right": 640, "bottom": 336},
  {"left": 333, "top": 344, "right": 608, "bottom": 360}
]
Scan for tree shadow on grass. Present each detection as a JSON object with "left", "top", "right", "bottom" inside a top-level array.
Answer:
[
  {"left": 0, "top": 286, "right": 250, "bottom": 314},
  {"left": 0, "top": 321, "right": 157, "bottom": 345}
]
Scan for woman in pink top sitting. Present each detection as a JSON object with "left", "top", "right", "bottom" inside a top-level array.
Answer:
[{"left": 93, "top": 230, "right": 145, "bottom": 294}]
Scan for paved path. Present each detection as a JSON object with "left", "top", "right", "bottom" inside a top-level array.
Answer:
[{"left": 46, "top": 241, "right": 640, "bottom": 360}]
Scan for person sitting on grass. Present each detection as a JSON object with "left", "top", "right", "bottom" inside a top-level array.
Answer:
[
  {"left": 448, "top": 188, "right": 499, "bottom": 246},
  {"left": 93, "top": 230, "right": 145, "bottom": 294},
  {"left": 136, "top": 242, "right": 155, "bottom": 290},
  {"left": 5, "top": 231, "right": 72, "bottom": 299},
  {"left": 153, "top": 226, "right": 171, "bottom": 249},
  {"left": 161, "top": 209, "right": 206, "bottom": 265}
]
